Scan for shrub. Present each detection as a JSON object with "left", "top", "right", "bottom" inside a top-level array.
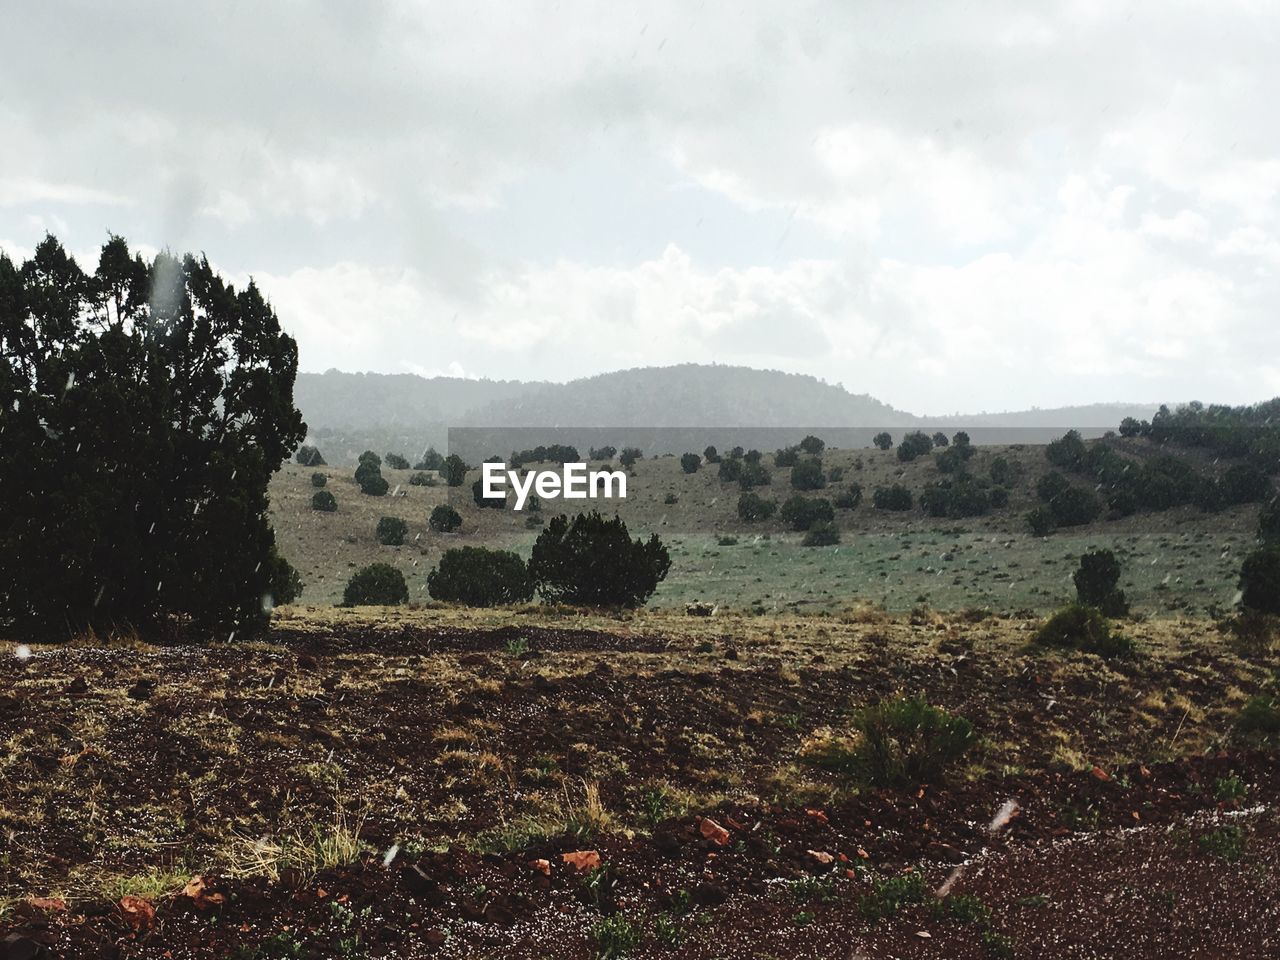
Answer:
[
  {"left": 296, "top": 445, "right": 326, "bottom": 467},
  {"left": 376, "top": 516, "right": 409, "bottom": 546},
  {"left": 427, "top": 547, "right": 534, "bottom": 606},
  {"left": 266, "top": 550, "right": 304, "bottom": 606},
  {"left": 703, "top": 445, "right": 721, "bottom": 464},
  {"left": 1261, "top": 500, "right": 1280, "bottom": 544},
  {"left": 1046, "top": 430, "right": 1086, "bottom": 469},
  {"left": 384, "top": 452, "right": 410, "bottom": 470},
  {"left": 619, "top": 447, "right": 643, "bottom": 469},
  {"left": 932, "top": 432, "right": 949, "bottom": 448},
  {"left": 990, "top": 486, "right": 1009, "bottom": 508},
  {"left": 872, "top": 432, "right": 893, "bottom": 450},
  {"left": 528, "top": 512, "right": 671, "bottom": 607},
  {"left": 1221, "top": 463, "right": 1269, "bottom": 505},
  {"left": 802, "top": 522, "right": 840, "bottom": 546},
  {"left": 472, "top": 478, "right": 507, "bottom": 509},
  {"left": 780, "top": 496, "right": 835, "bottom": 531},
  {"left": 920, "top": 478, "right": 991, "bottom": 518},
  {"left": 738, "top": 492, "right": 778, "bottom": 522},
  {"left": 827, "top": 465, "right": 845, "bottom": 483},
  {"left": 990, "top": 456, "right": 1014, "bottom": 486},
  {"left": 1026, "top": 507, "right": 1054, "bottom": 536},
  {"left": 744, "top": 448, "right": 763, "bottom": 464},
  {"left": 834, "top": 484, "right": 863, "bottom": 510},
  {"left": 342, "top": 563, "right": 409, "bottom": 606},
  {"left": 1037, "top": 471, "right": 1070, "bottom": 502},
  {"left": 429, "top": 504, "right": 463, "bottom": 533},
  {"left": 311, "top": 490, "right": 338, "bottom": 512},
  {"left": 872, "top": 485, "right": 913, "bottom": 511},
  {"left": 415, "top": 447, "right": 444, "bottom": 471},
  {"left": 310, "top": 472, "right": 327, "bottom": 488},
  {"left": 897, "top": 431, "right": 934, "bottom": 462},
  {"left": 1035, "top": 604, "right": 1133, "bottom": 658},
  {"left": 1235, "top": 696, "right": 1280, "bottom": 744},
  {"left": 737, "top": 460, "right": 771, "bottom": 490},
  {"left": 589, "top": 445, "right": 618, "bottom": 461},
  {"left": 1050, "top": 487, "right": 1102, "bottom": 527},
  {"left": 814, "top": 697, "right": 975, "bottom": 787},
  {"left": 774, "top": 446, "right": 800, "bottom": 467},
  {"left": 952, "top": 431, "right": 971, "bottom": 450},
  {"left": 408, "top": 471, "right": 435, "bottom": 486},
  {"left": 935, "top": 446, "right": 969, "bottom": 475},
  {"left": 680, "top": 452, "right": 701, "bottom": 474},
  {"left": 1118, "top": 417, "right": 1142, "bottom": 437},
  {"left": 790, "top": 458, "right": 827, "bottom": 490},
  {"left": 717, "top": 458, "right": 743, "bottom": 483},
  {"left": 356, "top": 453, "right": 389, "bottom": 496},
  {"left": 1240, "top": 545, "right": 1280, "bottom": 614},
  {"left": 799, "top": 435, "right": 825, "bottom": 456},
  {"left": 442, "top": 454, "right": 468, "bottom": 487},
  {"left": 1073, "top": 549, "right": 1129, "bottom": 616}
]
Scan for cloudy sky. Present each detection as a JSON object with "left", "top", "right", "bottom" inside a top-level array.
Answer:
[{"left": 2, "top": 1, "right": 1277, "bottom": 414}]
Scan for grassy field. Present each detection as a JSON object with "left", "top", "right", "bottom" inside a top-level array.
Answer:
[{"left": 270, "top": 440, "right": 1262, "bottom": 614}]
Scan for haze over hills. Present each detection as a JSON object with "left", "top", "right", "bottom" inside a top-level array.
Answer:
[{"left": 295, "top": 363, "right": 1167, "bottom": 462}]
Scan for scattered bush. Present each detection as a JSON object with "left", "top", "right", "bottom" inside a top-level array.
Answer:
[
  {"left": 744, "top": 449, "right": 763, "bottom": 464},
  {"left": 384, "top": 452, "right": 410, "bottom": 470},
  {"left": 1050, "top": 486, "right": 1102, "bottom": 527},
  {"left": 717, "top": 458, "right": 743, "bottom": 483},
  {"left": 356, "top": 452, "right": 389, "bottom": 496},
  {"left": 802, "top": 522, "right": 841, "bottom": 547},
  {"left": 1035, "top": 603, "right": 1133, "bottom": 658},
  {"left": 414, "top": 447, "right": 444, "bottom": 471},
  {"left": 1073, "top": 549, "right": 1129, "bottom": 616},
  {"left": 266, "top": 550, "right": 304, "bottom": 607},
  {"left": 509, "top": 444, "right": 580, "bottom": 468},
  {"left": 473, "top": 478, "right": 507, "bottom": 509},
  {"left": 738, "top": 492, "right": 778, "bottom": 522},
  {"left": 774, "top": 446, "right": 800, "bottom": 468},
  {"left": 680, "top": 452, "right": 701, "bottom": 474},
  {"left": 528, "top": 512, "right": 671, "bottom": 607},
  {"left": 589, "top": 445, "right": 618, "bottom": 461},
  {"left": 311, "top": 490, "right": 338, "bottom": 512},
  {"left": 429, "top": 504, "right": 463, "bottom": 533},
  {"left": 737, "top": 459, "right": 771, "bottom": 490},
  {"left": 897, "top": 431, "right": 934, "bottom": 463},
  {"left": 619, "top": 447, "right": 643, "bottom": 469},
  {"left": 990, "top": 487, "right": 1009, "bottom": 508},
  {"left": 952, "top": 431, "right": 971, "bottom": 450},
  {"left": 872, "top": 432, "right": 893, "bottom": 450},
  {"left": 1235, "top": 695, "right": 1280, "bottom": 744},
  {"left": 296, "top": 445, "right": 326, "bottom": 467},
  {"left": 1118, "top": 417, "right": 1142, "bottom": 437},
  {"left": 1026, "top": 507, "right": 1054, "bottom": 537},
  {"left": 780, "top": 496, "right": 835, "bottom": 531},
  {"left": 1037, "top": 471, "right": 1070, "bottom": 502},
  {"left": 935, "top": 445, "right": 969, "bottom": 475},
  {"left": 872, "top": 485, "right": 913, "bottom": 511},
  {"left": 310, "top": 472, "right": 327, "bottom": 488},
  {"left": 834, "top": 484, "right": 863, "bottom": 510},
  {"left": 932, "top": 432, "right": 949, "bottom": 448},
  {"left": 1046, "top": 430, "right": 1086, "bottom": 469},
  {"left": 989, "top": 456, "right": 1014, "bottom": 486},
  {"left": 442, "top": 454, "right": 468, "bottom": 487},
  {"left": 1240, "top": 545, "right": 1280, "bottom": 614},
  {"left": 790, "top": 458, "right": 826, "bottom": 491},
  {"left": 376, "top": 516, "right": 409, "bottom": 546},
  {"left": 703, "top": 445, "right": 721, "bottom": 464},
  {"left": 920, "top": 478, "right": 991, "bottom": 518},
  {"left": 342, "top": 562, "right": 409, "bottom": 606},
  {"left": 1220, "top": 463, "right": 1269, "bottom": 506},
  {"left": 427, "top": 547, "right": 534, "bottom": 606},
  {"left": 408, "top": 471, "right": 435, "bottom": 486},
  {"left": 799, "top": 435, "right": 825, "bottom": 456},
  {"left": 814, "top": 696, "right": 976, "bottom": 787}
]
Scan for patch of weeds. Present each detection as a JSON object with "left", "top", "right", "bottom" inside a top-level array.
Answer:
[
  {"left": 793, "top": 909, "right": 815, "bottom": 926},
  {"left": 928, "top": 893, "right": 990, "bottom": 924},
  {"left": 980, "top": 929, "right": 1015, "bottom": 959},
  {"left": 1198, "top": 825, "right": 1247, "bottom": 862},
  {"left": 857, "top": 870, "right": 927, "bottom": 920},
  {"left": 1034, "top": 603, "right": 1133, "bottom": 659},
  {"left": 592, "top": 913, "right": 642, "bottom": 959},
  {"left": 787, "top": 873, "right": 840, "bottom": 905},
  {"left": 809, "top": 697, "right": 975, "bottom": 787},
  {"left": 1214, "top": 776, "right": 1248, "bottom": 803},
  {"left": 1014, "top": 893, "right": 1050, "bottom": 908},
  {"left": 1235, "top": 696, "right": 1280, "bottom": 744},
  {"left": 504, "top": 636, "right": 531, "bottom": 657},
  {"left": 651, "top": 913, "right": 683, "bottom": 949}
]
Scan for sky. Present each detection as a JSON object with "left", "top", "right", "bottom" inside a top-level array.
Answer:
[{"left": 2, "top": 0, "right": 1278, "bottom": 415}]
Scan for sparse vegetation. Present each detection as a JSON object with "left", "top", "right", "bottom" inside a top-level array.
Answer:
[
  {"left": 429, "top": 504, "right": 463, "bottom": 533},
  {"left": 311, "top": 490, "right": 338, "bottom": 513},
  {"left": 427, "top": 547, "right": 534, "bottom": 606},
  {"left": 1035, "top": 603, "right": 1133, "bottom": 658},
  {"left": 342, "top": 563, "right": 409, "bottom": 606},
  {"left": 375, "top": 516, "right": 409, "bottom": 546}
]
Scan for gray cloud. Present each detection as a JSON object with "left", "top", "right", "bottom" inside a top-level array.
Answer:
[{"left": 2, "top": 0, "right": 1277, "bottom": 413}]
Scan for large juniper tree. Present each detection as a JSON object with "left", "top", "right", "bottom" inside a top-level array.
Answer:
[{"left": 0, "top": 235, "right": 305, "bottom": 638}]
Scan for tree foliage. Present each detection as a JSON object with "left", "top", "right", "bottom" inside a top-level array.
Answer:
[
  {"left": 0, "top": 235, "right": 305, "bottom": 638},
  {"left": 427, "top": 547, "right": 534, "bottom": 606},
  {"left": 528, "top": 512, "right": 671, "bottom": 607},
  {"left": 342, "top": 562, "right": 409, "bottom": 606}
]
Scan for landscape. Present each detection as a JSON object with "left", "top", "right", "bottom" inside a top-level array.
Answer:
[{"left": 5, "top": 3, "right": 1280, "bottom": 957}]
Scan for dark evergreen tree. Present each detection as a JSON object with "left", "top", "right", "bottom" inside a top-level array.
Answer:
[
  {"left": 528, "top": 512, "right": 671, "bottom": 607},
  {"left": 427, "top": 547, "right": 534, "bottom": 606}
]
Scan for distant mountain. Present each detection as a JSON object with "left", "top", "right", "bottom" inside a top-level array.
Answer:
[
  {"left": 292, "top": 364, "right": 1169, "bottom": 463},
  {"left": 461, "top": 364, "right": 916, "bottom": 428}
]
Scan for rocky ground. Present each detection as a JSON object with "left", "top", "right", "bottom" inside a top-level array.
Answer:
[{"left": 1, "top": 606, "right": 1276, "bottom": 958}]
